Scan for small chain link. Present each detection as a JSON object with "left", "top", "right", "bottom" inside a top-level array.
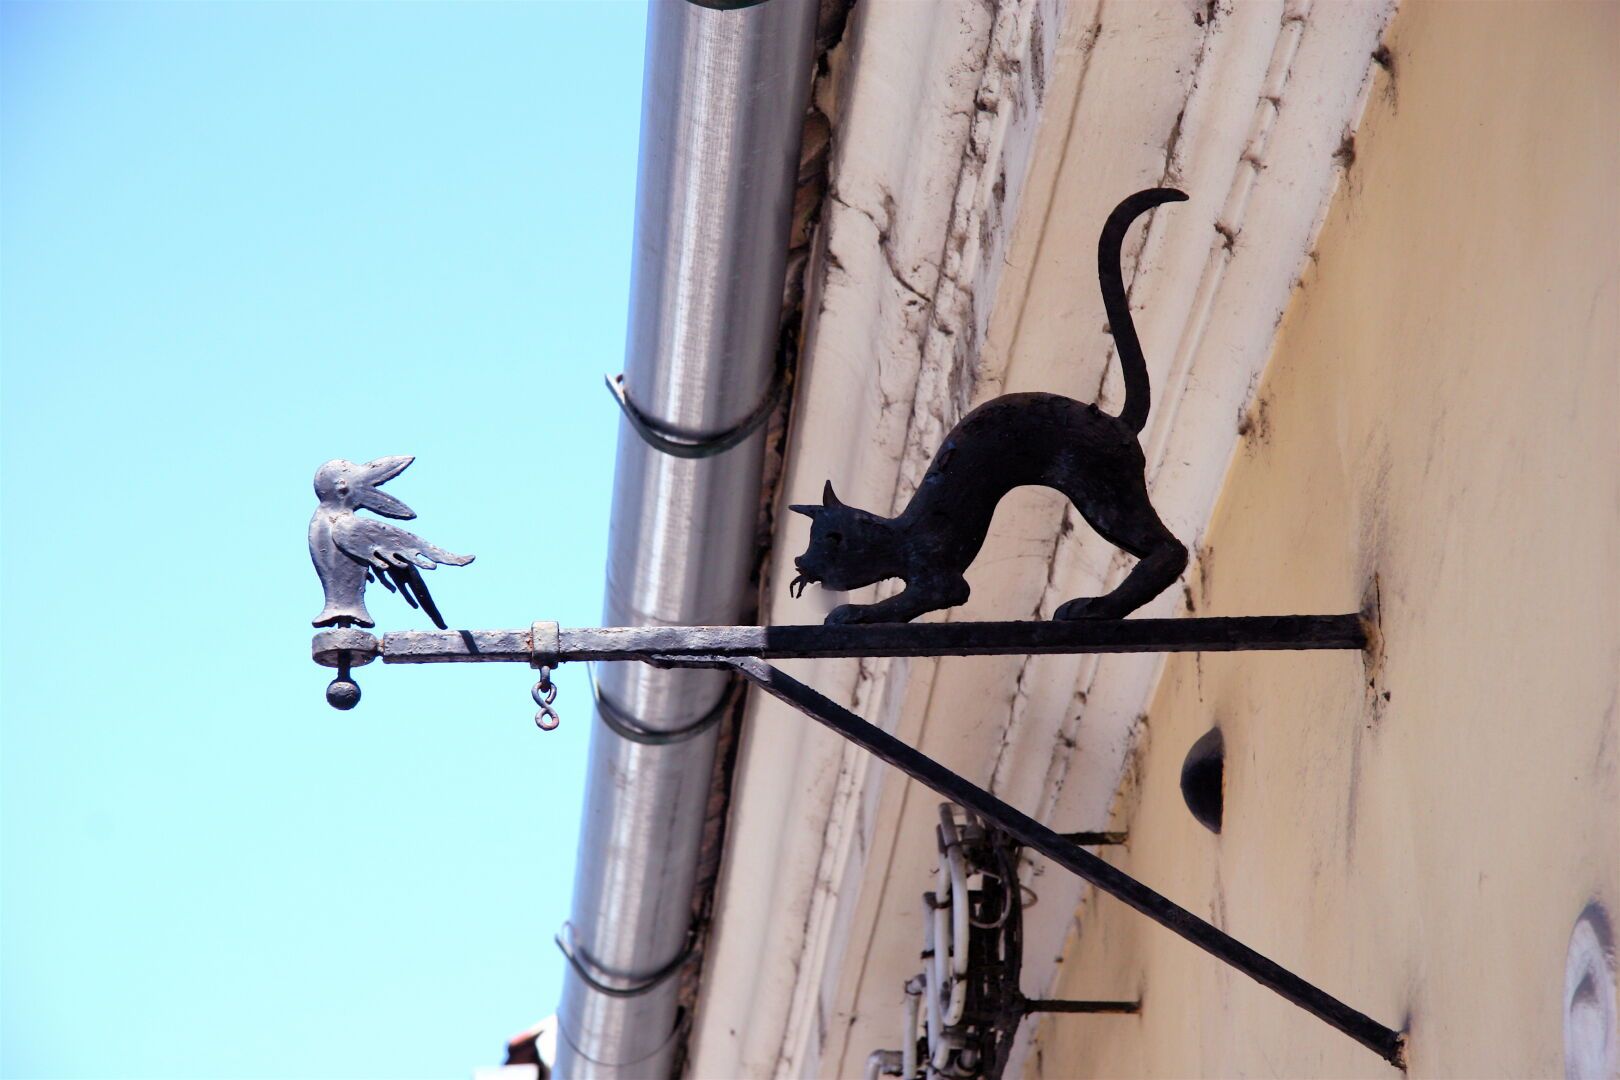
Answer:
[{"left": 532, "top": 664, "right": 560, "bottom": 730}]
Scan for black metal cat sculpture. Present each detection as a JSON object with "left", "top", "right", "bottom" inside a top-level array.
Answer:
[{"left": 789, "top": 188, "right": 1189, "bottom": 626}]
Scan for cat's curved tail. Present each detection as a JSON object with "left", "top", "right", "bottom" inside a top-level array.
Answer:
[{"left": 1099, "top": 187, "right": 1188, "bottom": 434}]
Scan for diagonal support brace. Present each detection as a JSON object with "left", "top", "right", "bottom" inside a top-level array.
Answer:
[{"left": 708, "top": 656, "right": 1404, "bottom": 1069}]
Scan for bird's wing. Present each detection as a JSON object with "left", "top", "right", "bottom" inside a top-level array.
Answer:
[
  {"left": 332, "top": 516, "right": 474, "bottom": 629},
  {"left": 333, "top": 515, "right": 474, "bottom": 570}
]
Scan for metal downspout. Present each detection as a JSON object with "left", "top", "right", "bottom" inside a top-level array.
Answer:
[{"left": 554, "top": 1, "right": 818, "bottom": 1076}]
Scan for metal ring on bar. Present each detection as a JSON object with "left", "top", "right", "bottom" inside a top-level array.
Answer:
[
  {"left": 603, "top": 364, "right": 785, "bottom": 460},
  {"left": 589, "top": 665, "right": 742, "bottom": 746},
  {"left": 555, "top": 920, "right": 699, "bottom": 1000},
  {"left": 530, "top": 620, "right": 561, "bottom": 669}
]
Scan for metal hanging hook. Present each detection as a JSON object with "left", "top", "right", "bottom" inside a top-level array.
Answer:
[{"left": 532, "top": 664, "right": 560, "bottom": 731}]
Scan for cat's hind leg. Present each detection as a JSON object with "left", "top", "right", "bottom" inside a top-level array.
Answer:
[{"left": 1055, "top": 484, "right": 1187, "bottom": 620}]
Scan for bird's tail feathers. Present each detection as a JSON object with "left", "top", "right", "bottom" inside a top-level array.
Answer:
[{"left": 373, "top": 558, "right": 450, "bottom": 629}]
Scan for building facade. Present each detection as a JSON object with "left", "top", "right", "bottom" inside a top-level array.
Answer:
[{"left": 676, "top": 1, "right": 1619, "bottom": 1077}]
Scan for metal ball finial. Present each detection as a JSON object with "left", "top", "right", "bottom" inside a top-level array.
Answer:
[
  {"left": 326, "top": 650, "right": 361, "bottom": 710},
  {"left": 326, "top": 675, "right": 361, "bottom": 710}
]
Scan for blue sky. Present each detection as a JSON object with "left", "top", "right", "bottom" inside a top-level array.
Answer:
[{"left": 1, "top": 3, "right": 645, "bottom": 1075}]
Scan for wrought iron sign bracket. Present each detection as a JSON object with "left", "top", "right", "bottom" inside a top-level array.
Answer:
[
  {"left": 310, "top": 613, "right": 1404, "bottom": 1068},
  {"left": 304, "top": 187, "right": 1409, "bottom": 1073}
]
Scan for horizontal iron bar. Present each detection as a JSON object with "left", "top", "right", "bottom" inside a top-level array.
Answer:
[
  {"left": 1061, "top": 831, "right": 1129, "bottom": 846},
  {"left": 1021, "top": 998, "right": 1140, "bottom": 1015},
  {"left": 381, "top": 628, "right": 530, "bottom": 663},
  {"left": 717, "top": 656, "right": 1404, "bottom": 1068},
  {"left": 376, "top": 614, "right": 1366, "bottom": 665}
]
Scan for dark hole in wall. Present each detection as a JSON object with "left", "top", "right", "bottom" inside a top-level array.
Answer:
[{"left": 1180, "top": 727, "right": 1224, "bottom": 833}]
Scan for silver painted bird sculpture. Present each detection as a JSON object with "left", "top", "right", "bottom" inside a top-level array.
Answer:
[{"left": 309, "top": 456, "right": 473, "bottom": 630}]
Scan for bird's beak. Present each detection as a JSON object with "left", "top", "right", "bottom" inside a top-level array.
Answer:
[{"left": 355, "top": 455, "right": 417, "bottom": 519}]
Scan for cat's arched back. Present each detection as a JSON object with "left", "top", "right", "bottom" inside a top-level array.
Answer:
[{"left": 790, "top": 189, "right": 1190, "bottom": 626}]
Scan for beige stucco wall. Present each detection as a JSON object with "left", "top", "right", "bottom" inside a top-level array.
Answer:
[{"left": 1033, "top": 3, "right": 1619, "bottom": 1077}]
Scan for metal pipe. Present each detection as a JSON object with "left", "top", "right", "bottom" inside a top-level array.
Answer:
[
  {"left": 936, "top": 807, "right": 969, "bottom": 1026},
  {"left": 902, "top": 977, "right": 923, "bottom": 1079},
  {"left": 928, "top": 895, "right": 950, "bottom": 1031},
  {"left": 553, "top": 1, "right": 818, "bottom": 1075},
  {"left": 922, "top": 965, "right": 948, "bottom": 1072},
  {"left": 864, "top": 1049, "right": 904, "bottom": 1080},
  {"left": 937, "top": 806, "right": 970, "bottom": 979}
]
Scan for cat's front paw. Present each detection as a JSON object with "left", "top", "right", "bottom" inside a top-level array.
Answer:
[
  {"left": 1054, "top": 596, "right": 1116, "bottom": 621},
  {"left": 825, "top": 603, "right": 877, "bottom": 626}
]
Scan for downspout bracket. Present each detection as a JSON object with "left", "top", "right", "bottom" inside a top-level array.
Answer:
[{"left": 604, "top": 364, "right": 786, "bottom": 460}]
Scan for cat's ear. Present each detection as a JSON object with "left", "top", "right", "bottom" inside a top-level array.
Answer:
[
  {"left": 822, "top": 480, "right": 843, "bottom": 508},
  {"left": 789, "top": 503, "right": 821, "bottom": 519}
]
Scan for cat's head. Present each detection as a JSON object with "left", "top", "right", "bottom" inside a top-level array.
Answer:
[{"left": 789, "top": 481, "right": 898, "bottom": 596}]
